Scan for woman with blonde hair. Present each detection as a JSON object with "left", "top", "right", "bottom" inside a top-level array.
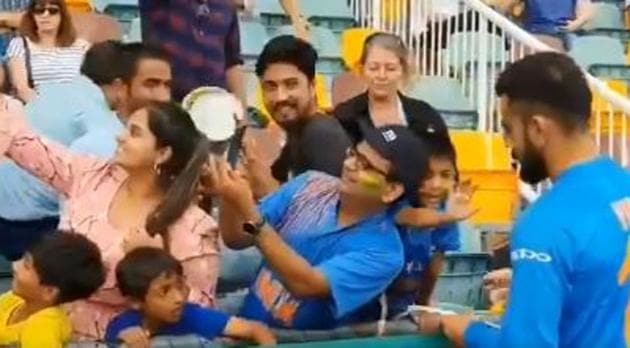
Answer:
[{"left": 334, "top": 32, "right": 448, "bottom": 143}]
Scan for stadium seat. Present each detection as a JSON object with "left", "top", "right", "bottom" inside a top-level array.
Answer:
[
  {"left": 584, "top": 3, "right": 624, "bottom": 30},
  {"left": 93, "top": 0, "right": 139, "bottom": 34},
  {"left": 72, "top": 12, "right": 123, "bottom": 43},
  {"left": 443, "top": 32, "right": 507, "bottom": 73},
  {"left": 255, "top": 0, "right": 289, "bottom": 28},
  {"left": 240, "top": 20, "right": 270, "bottom": 71},
  {"left": 66, "top": 0, "right": 92, "bottom": 13},
  {"left": 569, "top": 35, "right": 626, "bottom": 69},
  {"left": 340, "top": 28, "right": 375, "bottom": 72},
  {"left": 273, "top": 25, "right": 343, "bottom": 75},
  {"left": 406, "top": 76, "right": 478, "bottom": 129},
  {"left": 449, "top": 131, "right": 518, "bottom": 227},
  {"left": 125, "top": 16, "right": 142, "bottom": 43},
  {"left": 301, "top": 0, "right": 355, "bottom": 34},
  {"left": 331, "top": 72, "right": 367, "bottom": 107}
]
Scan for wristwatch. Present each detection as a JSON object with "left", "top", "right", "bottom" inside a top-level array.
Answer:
[{"left": 243, "top": 217, "right": 266, "bottom": 237}]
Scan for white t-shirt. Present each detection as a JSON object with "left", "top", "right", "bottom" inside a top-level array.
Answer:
[{"left": 6, "top": 37, "right": 90, "bottom": 88}]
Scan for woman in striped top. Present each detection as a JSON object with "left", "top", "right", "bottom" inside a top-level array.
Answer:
[{"left": 6, "top": 0, "right": 89, "bottom": 103}]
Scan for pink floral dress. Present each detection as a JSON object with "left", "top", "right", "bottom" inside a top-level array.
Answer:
[{"left": 0, "top": 99, "right": 220, "bottom": 340}]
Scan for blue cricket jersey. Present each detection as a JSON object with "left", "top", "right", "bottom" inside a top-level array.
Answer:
[
  {"left": 465, "top": 157, "right": 630, "bottom": 348},
  {"left": 239, "top": 172, "right": 404, "bottom": 330}
]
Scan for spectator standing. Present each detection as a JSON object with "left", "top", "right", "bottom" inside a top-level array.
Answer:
[
  {"left": 494, "top": 0, "right": 594, "bottom": 51},
  {"left": 139, "top": 0, "right": 244, "bottom": 103},
  {"left": 6, "top": 0, "right": 90, "bottom": 103}
]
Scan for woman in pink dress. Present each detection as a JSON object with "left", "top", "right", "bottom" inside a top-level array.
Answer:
[{"left": 0, "top": 98, "right": 220, "bottom": 340}]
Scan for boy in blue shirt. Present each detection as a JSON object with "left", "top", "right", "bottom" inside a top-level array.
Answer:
[
  {"left": 441, "top": 52, "right": 630, "bottom": 348},
  {"left": 389, "top": 135, "right": 473, "bottom": 316},
  {"left": 105, "top": 247, "right": 276, "bottom": 347}
]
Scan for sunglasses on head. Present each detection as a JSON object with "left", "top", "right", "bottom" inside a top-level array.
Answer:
[{"left": 33, "top": 6, "right": 60, "bottom": 16}]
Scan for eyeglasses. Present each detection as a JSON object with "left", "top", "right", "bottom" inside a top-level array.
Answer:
[
  {"left": 346, "top": 147, "right": 389, "bottom": 177},
  {"left": 33, "top": 6, "right": 60, "bottom": 16}
]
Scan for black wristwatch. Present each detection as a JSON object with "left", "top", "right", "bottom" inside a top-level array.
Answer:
[{"left": 243, "top": 217, "right": 266, "bottom": 237}]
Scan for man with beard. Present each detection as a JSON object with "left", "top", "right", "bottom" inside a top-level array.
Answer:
[
  {"left": 440, "top": 52, "right": 630, "bottom": 348},
  {"left": 242, "top": 35, "right": 352, "bottom": 198}
]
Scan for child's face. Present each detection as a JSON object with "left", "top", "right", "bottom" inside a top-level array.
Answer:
[
  {"left": 12, "top": 253, "right": 55, "bottom": 303},
  {"left": 418, "top": 156, "right": 457, "bottom": 209},
  {"left": 141, "top": 272, "right": 189, "bottom": 325}
]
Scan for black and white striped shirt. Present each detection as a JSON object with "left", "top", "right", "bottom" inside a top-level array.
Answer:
[{"left": 6, "top": 37, "right": 90, "bottom": 88}]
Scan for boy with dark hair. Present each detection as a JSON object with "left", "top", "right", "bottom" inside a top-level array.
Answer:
[
  {"left": 361, "top": 135, "right": 473, "bottom": 324},
  {"left": 0, "top": 232, "right": 105, "bottom": 348},
  {"left": 106, "top": 247, "right": 276, "bottom": 347}
]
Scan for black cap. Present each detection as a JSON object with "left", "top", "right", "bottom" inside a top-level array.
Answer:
[{"left": 362, "top": 125, "right": 429, "bottom": 207}]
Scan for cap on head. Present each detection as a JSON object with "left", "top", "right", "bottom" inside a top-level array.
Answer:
[{"left": 362, "top": 125, "right": 429, "bottom": 207}]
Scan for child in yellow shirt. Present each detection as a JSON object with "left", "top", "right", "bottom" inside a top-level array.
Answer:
[{"left": 0, "top": 232, "right": 105, "bottom": 348}]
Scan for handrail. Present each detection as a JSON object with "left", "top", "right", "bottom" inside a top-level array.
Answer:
[{"left": 464, "top": 0, "right": 630, "bottom": 114}]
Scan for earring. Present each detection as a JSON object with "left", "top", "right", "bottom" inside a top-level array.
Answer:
[{"left": 153, "top": 163, "right": 161, "bottom": 176}]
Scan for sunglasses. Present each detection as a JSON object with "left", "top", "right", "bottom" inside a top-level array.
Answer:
[{"left": 33, "top": 7, "right": 60, "bottom": 16}]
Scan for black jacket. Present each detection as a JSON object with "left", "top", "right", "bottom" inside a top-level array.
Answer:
[{"left": 333, "top": 92, "right": 449, "bottom": 143}]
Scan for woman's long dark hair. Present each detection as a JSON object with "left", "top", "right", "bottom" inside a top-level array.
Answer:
[
  {"left": 20, "top": 0, "right": 77, "bottom": 47},
  {"left": 143, "top": 102, "right": 210, "bottom": 247}
]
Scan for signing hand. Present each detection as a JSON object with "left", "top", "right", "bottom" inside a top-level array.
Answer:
[
  {"left": 440, "top": 314, "right": 474, "bottom": 348},
  {"left": 445, "top": 180, "right": 479, "bottom": 222}
]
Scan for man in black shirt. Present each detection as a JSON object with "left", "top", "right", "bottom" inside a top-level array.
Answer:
[{"left": 243, "top": 35, "right": 351, "bottom": 198}]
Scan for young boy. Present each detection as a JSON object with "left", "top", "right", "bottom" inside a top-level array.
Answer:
[
  {"left": 106, "top": 247, "right": 276, "bottom": 347},
  {"left": 0, "top": 232, "right": 106, "bottom": 348},
  {"left": 388, "top": 135, "right": 474, "bottom": 318}
]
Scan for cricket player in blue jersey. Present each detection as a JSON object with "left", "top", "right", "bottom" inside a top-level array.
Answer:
[{"left": 441, "top": 52, "right": 630, "bottom": 348}]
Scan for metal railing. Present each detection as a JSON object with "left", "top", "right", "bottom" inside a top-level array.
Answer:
[{"left": 350, "top": 0, "right": 630, "bottom": 169}]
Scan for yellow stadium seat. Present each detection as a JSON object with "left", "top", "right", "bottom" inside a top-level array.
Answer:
[
  {"left": 255, "top": 74, "right": 332, "bottom": 123},
  {"left": 341, "top": 28, "right": 375, "bottom": 72},
  {"left": 380, "top": 0, "right": 407, "bottom": 26},
  {"left": 591, "top": 80, "right": 630, "bottom": 136},
  {"left": 66, "top": 0, "right": 92, "bottom": 13},
  {"left": 450, "top": 131, "right": 519, "bottom": 227}
]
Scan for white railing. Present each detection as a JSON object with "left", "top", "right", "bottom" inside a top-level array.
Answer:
[{"left": 350, "top": 0, "right": 630, "bottom": 168}]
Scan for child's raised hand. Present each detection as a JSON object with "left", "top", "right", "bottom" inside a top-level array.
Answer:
[
  {"left": 119, "top": 326, "right": 151, "bottom": 348},
  {"left": 445, "top": 179, "right": 479, "bottom": 222}
]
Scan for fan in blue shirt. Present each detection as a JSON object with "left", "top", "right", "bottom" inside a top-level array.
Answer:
[
  {"left": 206, "top": 125, "right": 431, "bottom": 330},
  {"left": 105, "top": 248, "right": 275, "bottom": 346},
  {"left": 441, "top": 52, "right": 630, "bottom": 348}
]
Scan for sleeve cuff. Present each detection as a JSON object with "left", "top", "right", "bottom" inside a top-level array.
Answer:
[{"left": 464, "top": 321, "right": 500, "bottom": 348}]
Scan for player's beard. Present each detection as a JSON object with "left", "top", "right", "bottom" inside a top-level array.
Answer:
[{"left": 515, "top": 136, "right": 548, "bottom": 185}]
